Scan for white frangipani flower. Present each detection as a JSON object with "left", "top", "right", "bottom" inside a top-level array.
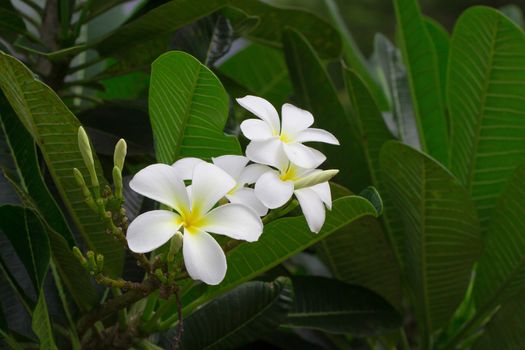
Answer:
[
  {"left": 172, "top": 155, "right": 270, "bottom": 216},
  {"left": 237, "top": 95, "right": 339, "bottom": 169},
  {"left": 127, "top": 162, "right": 263, "bottom": 285},
  {"left": 254, "top": 158, "right": 338, "bottom": 233}
]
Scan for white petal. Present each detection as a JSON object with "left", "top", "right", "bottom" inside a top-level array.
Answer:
[
  {"left": 310, "top": 182, "right": 332, "bottom": 210},
  {"left": 294, "top": 188, "right": 326, "bottom": 233},
  {"left": 296, "top": 128, "right": 340, "bottom": 145},
  {"left": 129, "top": 164, "right": 190, "bottom": 212},
  {"left": 227, "top": 188, "right": 269, "bottom": 216},
  {"left": 127, "top": 210, "right": 181, "bottom": 253},
  {"left": 191, "top": 162, "right": 236, "bottom": 214},
  {"left": 202, "top": 203, "right": 263, "bottom": 241},
  {"left": 171, "top": 157, "right": 204, "bottom": 180},
  {"left": 240, "top": 119, "right": 275, "bottom": 141},
  {"left": 238, "top": 164, "right": 272, "bottom": 185},
  {"left": 212, "top": 155, "right": 249, "bottom": 180},
  {"left": 246, "top": 138, "right": 289, "bottom": 171},
  {"left": 236, "top": 95, "right": 280, "bottom": 134},
  {"left": 283, "top": 143, "right": 326, "bottom": 169},
  {"left": 281, "top": 103, "right": 314, "bottom": 137},
  {"left": 183, "top": 229, "right": 226, "bottom": 285},
  {"left": 254, "top": 171, "right": 294, "bottom": 209}
]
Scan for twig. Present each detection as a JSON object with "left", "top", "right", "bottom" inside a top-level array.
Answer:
[{"left": 172, "top": 289, "right": 184, "bottom": 350}]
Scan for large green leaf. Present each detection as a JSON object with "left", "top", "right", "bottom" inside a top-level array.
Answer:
[
  {"left": 0, "top": 93, "right": 73, "bottom": 245},
  {"left": 32, "top": 291, "right": 57, "bottom": 350},
  {"left": 0, "top": 51, "right": 124, "bottom": 276},
  {"left": 284, "top": 276, "right": 402, "bottom": 336},
  {"left": 425, "top": 18, "right": 449, "bottom": 109},
  {"left": 0, "top": 206, "right": 49, "bottom": 291},
  {"left": 204, "top": 196, "right": 377, "bottom": 302},
  {"left": 448, "top": 7, "right": 525, "bottom": 232},
  {"left": 282, "top": 28, "right": 369, "bottom": 192},
  {"left": 0, "top": 101, "right": 98, "bottom": 309},
  {"left": 218, "top": 43, "right": 291, "bottom": 107},
  {"left": 173, "top": 277, "right": 293, "bottom": 350},
  {"left": 318, "top": 216, "right": 401, "bottom": 309},
  {"left": 380, "top": 141, "right": 480, "bottom": 334},
  {"left": 394, "top": 0, "right": 449, "bottom": 164},
  {"left": 228, "top": 0, "right": 341, "bottom": 59},
  {"left": 472, "top": 161, "right": 525, "bottom": 320},
  {"left": 473, "top": 290, "right": 525, "bottom": 350},
  {"left": 344, "top": 68, "right": 404, "bottom": 272},
  {"left": 149, "top": 51, "right": 241, "bottom": 163}
]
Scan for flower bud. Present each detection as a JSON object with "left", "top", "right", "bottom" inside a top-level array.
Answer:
[
  {"left": 96, "top": 254, "right": 104, "bottom": 273},
  {"left": 86, "top": 250, "right": 96, "bottom": 271},
  {"left": 294, "top": 169, "right": 339, "bottom": 189},
  {"left": 113, "top": 139, "right": 127, "bottom": 171},
  {"left": 112, "top": 166, "right": 123, "bottom": 200},
  {"left": 167, "top": 231, "right": 183, "bottom": 262},
  {"left": 72, "top": 246, "right": 88, "bottom": 269},
  {"left": 78, "top": 126, "right": 99, "bottom": 189}
]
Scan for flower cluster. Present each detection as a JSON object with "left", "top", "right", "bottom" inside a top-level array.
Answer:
[{"left": 127, "top": 95, "right": 339, "bottom": 285}]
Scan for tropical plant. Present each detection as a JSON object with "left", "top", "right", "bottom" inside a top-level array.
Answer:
[{"left": 0, "top": 0, "right": 524, "bottom": 349}]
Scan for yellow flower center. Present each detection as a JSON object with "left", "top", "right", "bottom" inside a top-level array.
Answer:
[
  {"left": 280, "top": 166, "right": 297, "bottom": 182},
  {"left": 179, "top": 210, "right": 205, "bottom": 233},
  {"left": 279, "top": 133, "right": 292, "bottom": 144}
]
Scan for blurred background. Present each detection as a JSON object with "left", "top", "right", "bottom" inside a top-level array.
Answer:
[{"left": 273, "top": 0, "right": 524, "bottom": 55}]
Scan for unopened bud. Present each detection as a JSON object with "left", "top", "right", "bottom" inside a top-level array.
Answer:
[
  {"left": 72, "top": 247, "right": 88, "bottom": 269},
  {"left": 86, "top": 250, "right": 96, "bottom": 271},
  {"left": 96, "top": 254, "right": 104, "bottom": 273},
  {"left": 78, "top": 127, "right": 99, "bottom": 189},
  {"left": 294, "top": 169, "right": 339, "bottom": 189},
  {"left": 155, "top": 268, "right": 168, "bottom": 284},
  {"left": 113, "top": 139, "right": 127, "bottom": 170},
  {"left": 112, "top": 166, "right": 123, "bottom": 200},
  {"left": 167, "top": 232, "right": 183, "bottom": 262}
]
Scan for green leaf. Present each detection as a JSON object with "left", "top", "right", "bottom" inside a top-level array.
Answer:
[
  {"left": 473, "top": 161, "right": 525, "bottom": 321},
  {"left": 0, "top": 173, "right": 98, "bottom": 311},
  {"left": 32, "top": 291, "right": 57, "bottom": 350},
  {"left": 149, "top": 51, "right": 241, "bottom": 163},
  {"left": 344, "top": 69, "right": 405, "bottom": 272},
  {"left": 318, "top": 216, "right": 401, "bottom": 309},
  {"left": 204, "top": 196, "right": 378, "bottom": 302},
  {"left": 0, "top": 206, "right": 50, "bottom": 291},
  {"left": 394, "top": 0, "right": 449, "bottom": 164},
  {"left": 174, "top": 277, "right": 293, "bottom": 350},
  {"left": 0, "top": 93, "right": 74, "bottom": 246},
  {"left": 424, "top": 18, "right": 449, "bottom": 110},
  {"left": 448, "top": 6, "right": 525, "bottom": 232},
  {"left": 473, "top": 289, "right": 525, "bottom": 350},
  {"left": 284, "top": 276, "right": 402, "bottom": 336},
  {"left": 282, "top": 28, "right": 369, "bottom": 192},
  {"left": 0, "top": 51, "right": 124, "bottom": 276},
  {"left": 228, "top": 0, "right": 342, "bottom": 59},
  {"left": 380, "top": 141, "right": 480, "bottom": 333},
  {"left": 218, "top": 43, "right": 292, "bottom": 106}
]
